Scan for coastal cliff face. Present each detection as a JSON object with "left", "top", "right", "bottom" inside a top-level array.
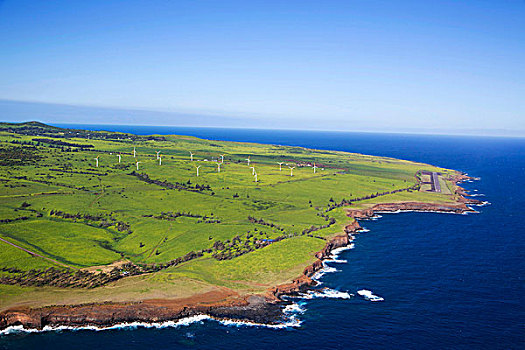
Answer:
[
  {"left": 268, "top": 220, "right": 362, "bottom": 301},
  {"left": 347, "top": 201, "right": 472, "bottom": 217},
  {"left": 0, "top": 226, "right": 361, "bottom": 331},
  {"left": 0, "top": 293, "right": 282, "bottom": 330},
  {"left": 267, "top": 174, "right": 483, "bottom": 319},
  {"left": 0, "top": 175, "right": 480, "bottom": 331}
]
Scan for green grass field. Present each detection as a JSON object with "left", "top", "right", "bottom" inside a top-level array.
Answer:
[{"left": 0, "top": 122, "right": 462, "bottom": 310}]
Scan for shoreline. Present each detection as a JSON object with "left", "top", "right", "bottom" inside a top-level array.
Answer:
[{"left": 0, "top": 174, "right": 482, "bottom": 333}]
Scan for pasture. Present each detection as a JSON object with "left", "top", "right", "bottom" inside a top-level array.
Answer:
[{"left": 0, "top": 122, "right": 460, "bottom": 309}]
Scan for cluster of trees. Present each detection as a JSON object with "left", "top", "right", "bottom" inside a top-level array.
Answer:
[
  {"left": 0, "top": 249, "right": 207, "bottom": 289},
  {"left": 211, "top": 230, "right": 285, "bottom": 260},
  {"left": 49, "top": 168, "right": 107, "bottom": 176},
  {"left": 0, "top": 145, "right": 42, "bottom": 166},
  {"left": 0, "top": 267, "right": 122, "bottom": 289},
  {"left": 15, "top": 175, "right": 87, "bottom": 191},
  {"left": 145, "top": 211, "right": 220, "bottom": 223},
  {"left": 50, "top": 210, "right": 132, "bottom": 233},
  {"left": 0, "top": 216, "right": 29, "bottom": 224},
  {"left": 247, "top": 216, "right": 285, "bottom": 231},
  {"left": 130, "top": 171, "right": 213, "bottom": 193},
  {"left": 140, "top": 250, "right": 204, "bottom": 272},
  {"left": 0, "top": 122, "right": 166, "bottom": 142},
  {"left": 32, "top": 138, "right": 94, "bottom": 149},
  {"left": 9, "top": 140, "right": 36, "bottom": 146},
  {"left": 0, "top": 124, "right": 63, "bottom": 138},
  {"left": 302, "top": 213, "right": 336, "bottom": 235}
]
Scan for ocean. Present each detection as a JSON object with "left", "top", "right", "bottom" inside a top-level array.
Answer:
[{"left": 1, "top": 125, "right": 524, "bottom": 349}]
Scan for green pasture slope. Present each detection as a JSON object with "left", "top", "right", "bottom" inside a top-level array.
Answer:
[{"left": 0, "top": 122, "right": 460, "bottom": 309}]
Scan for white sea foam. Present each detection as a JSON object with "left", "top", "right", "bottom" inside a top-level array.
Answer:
[
  {"left": 328, "top": 244, "right": 354, "bottom": 261},
  {"left": 0, "top": 312, "right": 302, "bottom": 336},
  {"left": 218, "top": 316, "right": 301, "bottom": 329},
  {"left": 283, "top": 302, "right": 306, "bottom": 314},
  {"left": 300, "top": 288, "right": 353, "bottom": 300},
  {"left": 368, "top": 214, "right": 382, "bottom": 221},
  {"left": 0, "top": 315, "right": 206, "bottom": 335},
  {"left": 328, "top": 259, "right": 347, "bottom": 264},
  {"left": 312, "top": 261, "right": 340, "bottom": 280},
  {"left": 330, "top": 245, "right": 350, "bottom": 256}
]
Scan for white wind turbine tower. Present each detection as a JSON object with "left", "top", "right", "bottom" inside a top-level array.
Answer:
[
  {"left": 117, "top": 153, "right": 121, "bottom": 163},
  {"left": 136, "top": 161, "right": 141, "bottom": 170},
  {"left": 159, "top": 155, "right": 162, "bottom": 165},
  {"left": 133, "top": 147, "right": 136, "bottom": 158},
  {"left": 219, "top": 154, "right": 225, "bottom": 163},
  {"left": 278, "top": 162, "right": 284, "bottom": 171},
  {"left": 313, "top": 163, "right": 318, "bottom": 173},
  {"left": 254, "top": 173, "right": 258, "bottom": 182},
  {"left": 250, "top": 166, "right": 256, "bottom": 175},
  {"left": 289, "top": 166, "right": 295, "bottom": 177},
  {"left": 217, "top": 162, "right": 221, "bottom": 173},
  {"left": 189, "top": 151, "right": 194, "bottom": 161},
  {"left": 195, "top": 165, "right": 201, "bottom": 177},
  {"left": 246, "top": 156, "right": 251, "bottom": 166},
  {"left": 94, "top": 156, "right": 99, "bottom": 167},
  {"left": 156, "top": 151, "right": 161, "bottom": 160}
]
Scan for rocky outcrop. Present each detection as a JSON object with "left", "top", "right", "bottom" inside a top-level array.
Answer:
[
  {"left": 267, "top": 275, "right": 316, "bottom": 301},
  {"left": 0, "top": 291, "right": 282, "bottom": 330},
  {"left": 347, "top": 201, "right": 472, "bottom": 217},
  {"left": 345, "top": 172, "right": 483, "bottom": 217},
  {"left": 268, "top": 219, "right": 362, "bottom": 301},
  {"left": 315, "top": 234, "right": 350, "bottom": 260}
]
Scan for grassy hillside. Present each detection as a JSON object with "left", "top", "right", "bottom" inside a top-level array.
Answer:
[{"left": 0, "top": 122, "right": 461, "bottom": 310}]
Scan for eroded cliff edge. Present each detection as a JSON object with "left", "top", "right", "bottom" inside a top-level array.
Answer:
[{"left": 0, "top": 174, "right": 481, "bottom": 331}]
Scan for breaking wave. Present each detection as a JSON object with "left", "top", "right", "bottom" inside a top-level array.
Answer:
[
  {"left": 283, "top": 302, "right": 306, "bottom": 315},
  {"left": 299, "top": 288, "right": 353, "bottom": 300},
  {"left": 0, "top": 312, "right": 302, "bottom": 336}
]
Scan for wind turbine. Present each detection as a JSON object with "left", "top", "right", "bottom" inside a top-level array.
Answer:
[
  {"left": 219, "top": 154, "right": 225, "bottom": 163},
  {"left": 94, "top": 156, "right": 99, "bottom": 168},
  {"left": 133, "top": 147, "right": 136, "bottom": 158},
  {"left": 289, "top": 166, "right": 295, "bottom": 177},
  {"left": 195, "top": 165, "right": 201, "bottom": 177},
  {"left": 278, "top": 162, "right": 284, "bottom": 171},
  {"left": 250, "top": 166, "right": 256, "bottom": 175},
  {"left": 313, "top": 163, "right": 318, "bottom": 173},
  {"left": 159, "top": 155, "right": 162, "bottom": 165},
  {"left": 136, "top": 161, "right": 141, "bottom": 170},
  {"left": 117, "top": 153, "right": 121, "bottom": 163},
  {"left": 246, "top": 156, "right": 251, "bottom": 166},
  {"left": 217, "top": 162, "right": 221, "bottom": 173},
  {"left": 254, "top": 173, "right": 258, "bottom": 182},
  {"left": 189, "top": 151, "right": 194, "bottom": 161},
  {"left": 156, "top": 151, "right": 161, "bottom": 160}
]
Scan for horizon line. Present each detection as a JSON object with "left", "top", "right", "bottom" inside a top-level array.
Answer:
[
  {"left": 49, "top": 121, "right": 525, "bottom": 139},
  {"left": 1, "top": 98, "right": 523, "bottom": 138}
]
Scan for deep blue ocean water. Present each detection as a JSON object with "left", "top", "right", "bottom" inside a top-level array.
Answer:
[{"left": 1, "top": 125, "right": 524, "bottom": 349}]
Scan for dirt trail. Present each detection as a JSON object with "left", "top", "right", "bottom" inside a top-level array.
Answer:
[
  {"left": 146, "top": 223, "right": 172, "bottom": 259},
  {"left": 0, "top": 236, "right": 76, "bottom": 269}
]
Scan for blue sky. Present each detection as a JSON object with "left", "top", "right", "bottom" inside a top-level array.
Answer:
[{"left": 0, "top": 0, "right": 523, "bottom": 135}]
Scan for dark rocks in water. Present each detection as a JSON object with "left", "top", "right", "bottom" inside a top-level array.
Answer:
[{"left": 208, "top": 295, "right": 283, "bottom": 324}]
